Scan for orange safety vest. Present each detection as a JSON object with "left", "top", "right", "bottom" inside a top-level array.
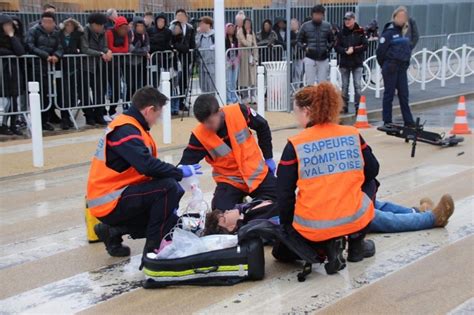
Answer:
[
  {"left": 192, "top": 104, "right": 268, "bottom": 193},
  {"left": 289, "top": 123, "right": 374, "bottom": 242},
  {"left": 86, "top": 114, "right": 157, "bottom": 218}
]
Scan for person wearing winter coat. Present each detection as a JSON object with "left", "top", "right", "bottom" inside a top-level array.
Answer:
[
  {"left": 297, "top": 5, "right": 335, "bottom": 85},
  {"left": 105, "top": 16, "right": 129, "bottom": 117},
  {"left": 256, "top": 19, "right": 278, "bottom": 63},
  {"left": 273, "top": 16, "right": 287, "bottom": 60},
  {"left": 169, "top": 22, "right": 188, "bottom": 115},
  {"left": 80, "top": 13, "right": 111, "bottom": 126},
  {"left": 58, "top": 18, "right": 84, "bottom": 130},
  {"left": 225, "top": 23, "right": 239, "bottom": 104},
  {"left": 127, "top": 17, "right": 150, "bottom": 103},
  {"left": 237, "top": 18, "right": 258, "bottom": 102},
  {"left": 376, "top": 6, "right": 415, "bottom": 129},
  {"left": 334, "top": 12, "right": 368, "bottom": 114},
  {"left": 195, "top": 16, "right": 215, "bottom": 94},
  {"left": 26, "top": 12, "right": 63, "bottom": 131},
  {"left": 148, "top": 13, "right": 172, "bottom": 88},
  {"left": 169, "top": 9, "right": 196, "bottom": 113},
  {"left": 0, "top": 14, "right": 26, "bottom": 135},
  {"left": 290, "top": 18, "right": 304, "bottom": 87}
]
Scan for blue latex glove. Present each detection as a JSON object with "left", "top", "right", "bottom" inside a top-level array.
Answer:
[
  {"left": 179, "top": 164, "right": 203, "bottom": 178},
  {"left": 265, "top": 159, "right": 276, "bottom": 174}
]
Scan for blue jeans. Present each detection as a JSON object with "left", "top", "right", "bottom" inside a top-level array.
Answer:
[
  {"left": 340, "top": 66, "right": 363, "bottom": 110},
  {"left": 226, "top": 64, "right": 239, "bottom": 104},
  {"left": 369, "top": 200, "right": 435, "bottom": 233},
  {"left": 171, "top": 97, "right": 181, "bottom": 114}
]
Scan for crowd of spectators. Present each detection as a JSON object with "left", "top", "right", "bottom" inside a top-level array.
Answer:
[{"left": 0, "top": 4, "right": 419, "bottom": 135}]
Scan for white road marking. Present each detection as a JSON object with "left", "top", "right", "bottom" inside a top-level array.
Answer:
[
  {"left": 0, "top": 134, "right": 101, "bottom": 155},
  {"left": 1, "top": 196, "right": 472, "bottom": 314}
]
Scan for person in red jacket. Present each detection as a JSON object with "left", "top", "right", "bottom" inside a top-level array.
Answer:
[{"left": 105, "top": 16, "right": 129, "bottom": 119}]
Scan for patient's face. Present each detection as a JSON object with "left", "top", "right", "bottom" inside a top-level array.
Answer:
[{"left": 218, "top": 209, "right": 242, "bottom": 232}]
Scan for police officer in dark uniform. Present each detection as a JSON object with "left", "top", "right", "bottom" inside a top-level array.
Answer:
[{"left": 376, "top": 6, "right": 415, "bottom": 129}]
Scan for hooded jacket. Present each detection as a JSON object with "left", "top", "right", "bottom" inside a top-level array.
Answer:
[
  {"left": 0, "top": 14, "right": 26, "bottom": 56},
  {"left": 59, "top": 18, "right": 84, "bottom": 55},
  {"left": 334, "top": 22, "right": 368, "bottom": 68},
  {"left": 106, "top": 16, "right": 129, "bottom": 53},
  {"left": 148, "top": 14, "right": 172, "bottom": 52},
  {"left": 129, "top": 17, "right": 150, "bottom": 56},
  {"left": 195, "top": 28, "right": 215, "bottom": 66}
]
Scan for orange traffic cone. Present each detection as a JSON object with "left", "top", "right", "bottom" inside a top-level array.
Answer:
[
  {"left": 354, "top": 95, "right": 371, "bottom": 129},
  {"left": 450, "top": 96, "right": 471, "bottom": 134}
]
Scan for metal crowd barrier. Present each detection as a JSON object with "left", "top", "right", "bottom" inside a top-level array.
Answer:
[
  {"left": 224, "top": 45, "right": 285, "bottom": 104},
  {"left": 0, "top": 39, "right": 473, "bottom": 128}
]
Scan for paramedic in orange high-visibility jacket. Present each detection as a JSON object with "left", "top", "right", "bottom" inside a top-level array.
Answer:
[
  {"left": 180, "top": 94, "right": 277, "bottom": 211},
  {"left": 86, "top": 86, "right": 201, "bottom": 259},
  {"left": 276, "top": 83, "right": 378, "bottom": 263}
]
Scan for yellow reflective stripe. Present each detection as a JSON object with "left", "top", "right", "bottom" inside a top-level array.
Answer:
[
  {"left": 294, "top": 193, "right": 372, "bottom": 229},
  {"left": 143, "top": 264, "right": 248, "bottom": 277},
  {"left": 235, "top": 128, "right": 251, "bottom": 144},
  {"left": 246, "top": 160, "right": 265, "bottom": 188},
  {"left": 86, "top": 187, "right": 127, "bottom": 208}
]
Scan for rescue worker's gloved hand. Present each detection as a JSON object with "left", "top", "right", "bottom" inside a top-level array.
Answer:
[
  {"left": 265, "top": 159, "right": 276, "bottom": 175},
  {"left": 179, "top": 164, "right": 203, "bottom": 178}
]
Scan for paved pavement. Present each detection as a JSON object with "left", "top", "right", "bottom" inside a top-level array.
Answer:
[{"left": 0, "top": 103, "right": 473, "bottom": 314}]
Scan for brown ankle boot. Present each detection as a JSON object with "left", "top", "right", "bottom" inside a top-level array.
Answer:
[
  {"left": 432, "top": 194, "right": 455, "bottom": 227},
  {"left": 419, "top": 197, "right": 435, "bottom": 212}
]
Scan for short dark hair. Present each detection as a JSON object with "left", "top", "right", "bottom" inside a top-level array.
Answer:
[
  {"left": 132, "top": 86, "right": 168, "bottom": 110},
  {"left": 312, "top": 5, "right": 325, "bottom": 15},
  {"left": 88, "top": 13, "right": 107, "bottom": 25},
  {"left": 41, "top": 12, "right": 56, "bottom": 22},
  {"left": 203, "top": 210, "right": 232, "bottom": 236},
  {"left": 193, "top": 94, "right": 220, "bottom": 122},
  {"left": 43, "top": 3, "right": 56, "bottom": 11},
  {"left": 175, "top": 9, "right": 187, "bottom": 16},
  {"left": 144, "top": 11, "right": 153, "bottom": 16}
]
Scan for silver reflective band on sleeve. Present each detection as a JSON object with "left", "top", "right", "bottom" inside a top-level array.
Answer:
[
  {"left": 246, "top": 160, "right": 265, "bottom": 188},
  {"left": 209, "top": 143, "right": 232, "bottom": 159},
  {"left": 212, "top": 172, "right": 246, "bottom": 184},
  {"left": 235, "top": 128, "right": 251, "bottom": 144},
  {"left": 87, "top": 187, "right": 127, "bottom": 208},
  {"left": 293, "top": 193, "right": 372, "bottom": 229}
]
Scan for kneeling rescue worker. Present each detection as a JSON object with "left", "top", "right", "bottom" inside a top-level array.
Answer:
[
  {"left": 86, "top": 87, "right": 200, "bottom": 258},
  {"left": 180, "top": 95, "right": 277, "bottom": 210},
  {"left": 276, "top": 83, "right": 377, "bottom": 266}
]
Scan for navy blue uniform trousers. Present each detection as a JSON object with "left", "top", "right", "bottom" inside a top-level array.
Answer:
[{"left": 381, "top": 61, "right": 415, "bottom": 125}]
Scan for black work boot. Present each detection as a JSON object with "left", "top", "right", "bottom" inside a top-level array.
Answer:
[
  {"left": 347, "top": 234, "right": 375, "bottom": 262},
  {"left": 324, "top": 237, "right": 346, "bottom": 274},
  {"left": 94, "top": 223, "right": 131, "bottom": 257}
]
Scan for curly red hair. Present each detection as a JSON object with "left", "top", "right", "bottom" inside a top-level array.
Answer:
[{"left": 294, "top": 82, "right": 342, "bottom": 125}]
